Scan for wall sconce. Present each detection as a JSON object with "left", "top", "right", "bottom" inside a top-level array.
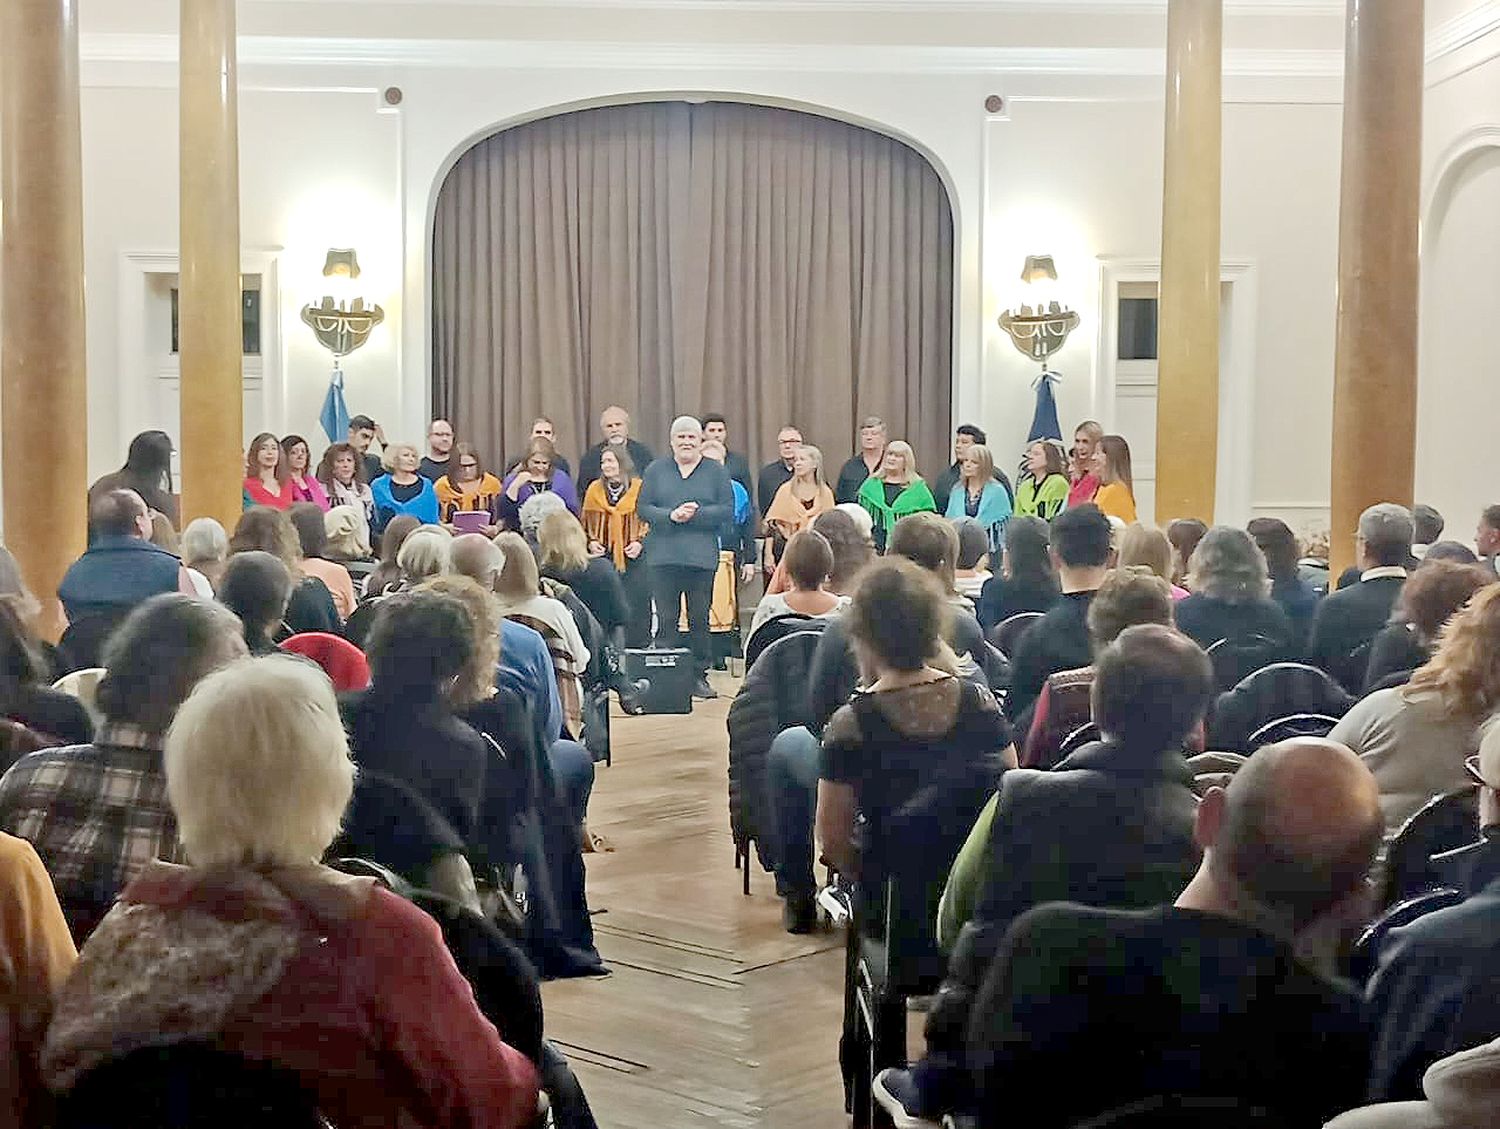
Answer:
[
  {"left": 997, "top": 255, "right": 1080, "bottom": 372},
  {"left": 302, "top": 248, "right": 385, "bottom": 441}
]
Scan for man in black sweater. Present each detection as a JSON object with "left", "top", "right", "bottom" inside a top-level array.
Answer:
[
  {"left": 702, "top": 413, "right": 754, "bottom": 498},
  {"left": 578, "top": 406, "right": 655, "bottom": 494},
  {"left": 835, "top": 416, "right": 887, "bottom": 504},
  {"left": 932, "top": 424, "right": 1015, "bottom": 514},
  {"left": 638, "top": 415, "right": 733, "bottom": 700},
  {"left": 1308, "top": 503, "right": 1413, "bottom": 692},
  {"left": 1003, "top": 504, "right": 1112, "bottom": 723},
  {"left": 755, "top": 425, "right": 802, "bottom": 518},
  {"left": 417, "top": 418, "right": 454, "bottom": 481},
  {"left": 962, "top": 737, "right": 1380, "bottom": 1129}
]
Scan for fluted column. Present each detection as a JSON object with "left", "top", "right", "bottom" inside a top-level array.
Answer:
[
  {"left": 1155, "top": 0, "right": 1223, "bottom": 526},
  {"left": 179, "top": 0, "right": 244, "bottom": 527},
  {"left": 1329, "top": 0, "right": 1423, "bottom": 577},
  {"left": 1, "top": 0, "right": 89, "bottom": 640}
]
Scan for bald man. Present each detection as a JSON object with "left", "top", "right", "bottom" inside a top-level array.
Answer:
[
  {"left": 962, "top": 738, "right": 1380, "bottom": 1129},
  {"left": 577, "top": 406, "right": 655, "bottom": 494},
  {"left": 1367, "top": 717, "right": 1500, "bottom": 1102}
]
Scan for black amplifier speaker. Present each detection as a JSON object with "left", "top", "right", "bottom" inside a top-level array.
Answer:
[{"left": 621, "top": 648, "right": 694, "bottom": 715}]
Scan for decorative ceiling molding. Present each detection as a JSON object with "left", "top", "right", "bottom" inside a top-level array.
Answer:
[
  {"left": 240, "top": 0, "right": 1342, "bottom": 11},
  {"left": 1426, "top": 0, "right": 1500, "bottom": 85},
  {"left": 79, "top": 33, "right": 1343, "bottom": 78}
]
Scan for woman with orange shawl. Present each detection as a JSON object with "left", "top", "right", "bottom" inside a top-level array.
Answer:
[
  {"left": 582, "top": 446, "right": 652, "bottom": 648},
  {"left": 762, "top": 444, "right": 836, "bottom": 574}
]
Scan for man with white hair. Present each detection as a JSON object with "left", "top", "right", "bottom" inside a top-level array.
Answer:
[
  {"left": 578, "top": 406, "right": 655, "bottom": 494},
  {"left": 638, "top": 415, "right": 734, "bottom": 699},
  {"left": 1308, "top": 502, "right": 1415, "bottom": 691}
]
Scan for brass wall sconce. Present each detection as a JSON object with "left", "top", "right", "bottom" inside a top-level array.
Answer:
[
  {"left": 300, "top": 248, "right": 384, "bottom": 358},
  {"left": 998, "top": 255, "right": 1080, "bottom": 371}
]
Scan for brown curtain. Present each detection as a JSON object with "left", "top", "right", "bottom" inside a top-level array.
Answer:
[{"left": 432, "top": 100, "right": 953, "bottom": 473}]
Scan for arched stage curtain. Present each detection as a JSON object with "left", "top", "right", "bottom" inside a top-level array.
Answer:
[{"left": 432, "top": 100, "right": 953, "bottom": 473}]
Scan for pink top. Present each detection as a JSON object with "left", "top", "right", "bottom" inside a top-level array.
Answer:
[
  {"left": 1170, "top": 584, "right": 1190, "bottom": 602},
  {"left": 1067, "top": 473, "right": 1100, "bottom": 509},
  {"left": 289, "top": 475, "right": 330, "bottom": 512}
]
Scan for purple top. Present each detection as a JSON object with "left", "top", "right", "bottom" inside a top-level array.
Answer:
[{"left": 498, "top": 469, "right": 580, "bottom": 527}]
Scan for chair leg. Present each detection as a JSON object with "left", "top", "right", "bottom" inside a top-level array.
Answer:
[{"left": 742, "top": 854, "right": 751, "bottom": 896}]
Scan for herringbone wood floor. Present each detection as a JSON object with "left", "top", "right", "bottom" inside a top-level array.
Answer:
[{"left": 541, "top": 673, "right": 850, "bottom": 1129}]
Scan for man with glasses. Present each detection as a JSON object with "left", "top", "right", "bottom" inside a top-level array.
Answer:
[
  {"left": 1367, "top": 722, "right": 1500, "bottom": 1102},
  {"left": 756, "top": 425, "right": 803, "bottom": 519}
]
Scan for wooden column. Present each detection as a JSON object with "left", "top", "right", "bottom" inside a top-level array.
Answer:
[
  {"left": 179, "top": 0, "right": 244, "bottom": 527},
  {"left": 1, "top": 0, "right": 89, "bottom": 640},
  {"left": 1155, "top": 0, "right": 1223, "bottom": 525},
  {"left": 1329, "top": 0, "right": 1423, "bottom": 577}
]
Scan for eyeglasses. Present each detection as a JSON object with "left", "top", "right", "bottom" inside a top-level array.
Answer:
[{"left": 1465, "top": 754, "right": 1494, "bottom": 790}]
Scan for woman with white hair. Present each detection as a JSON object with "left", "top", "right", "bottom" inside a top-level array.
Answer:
[
  {"left": 369, "top": 441, "right": 440, "bottom": 534},
  {"left": 1173, "top": 525, "right": 1295, "bottom": 655},
  {"left": 180, "top": 517, "right": 229, "bottom": 593},
  {"left": 43, "top": 654, "right": 541, "bottom": 1127},
  {"left": 637, "top": 415, "right": 734, "bottom": 701},
  {"left": 396, "top": 527, "right": 452, "bottom": 588},
  {"left": 856, "top": 439, "right": 937, "bottom": 552}
]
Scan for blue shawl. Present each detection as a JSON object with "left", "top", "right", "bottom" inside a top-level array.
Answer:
[{"left": 946, "top": 479, "right": 1013, "bottom": 554}]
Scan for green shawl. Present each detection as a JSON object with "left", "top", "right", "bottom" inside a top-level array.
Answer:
[{"left": 857, "top": 475, "right": 938, "bottom": 535}]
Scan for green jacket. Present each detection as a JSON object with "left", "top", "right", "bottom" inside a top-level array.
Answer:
[
  {"left": 856, "top": 475, "right": 938, "bottom": 537},
  {"left": 1015, "top": 472, "right": 1069, "bottom": 521}
]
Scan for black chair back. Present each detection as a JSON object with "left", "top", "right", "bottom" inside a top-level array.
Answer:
[
  {"left": 331, "top": 769, "right": 464, "bottom": 885},
  {"left": 1207, "top": 662, "right": 1355, "bottom": 753},
  {"left": 1057, "top": 722, "right": 1101, "bottom": 762},
  {"left": 1382, "top": 786, "right": 1481, "bottom": 908},
  {"left": 1205, "top": 635, "right": 1283, "bottom": 692},
  {"left": 55, "top": 1041, "right": 324, "bottom": 1128},
  {"left": 988, "top": 612, "right": 1045, "bottom": 660},
  {"left": 1348, "top": 888, "right": 1465, "bottom": 984},
  {"left": 1244, "top": 713, "right": 1340, "bottom": 748},
  {"left": 744, "top": 613, "right": 827, "bottom": 671}
]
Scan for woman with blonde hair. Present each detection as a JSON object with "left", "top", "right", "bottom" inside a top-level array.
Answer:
[
  {"left": 1331, "top": 583, "right": 1500, "bottom": 833},
  {"left": 538, "top": 509, "right": 628, "bottom": 637},
  {"left": 764, "top": 444, "right": 836, "bottom": 569},
  {"left": 1091, "top": 434, "right": 1138, "bottom": 523},
  {"left": 44, "top": 653, "right": 540, "bottom": 1126},
  {"left": 856, "top": 439, "right": 937, "bottom": 551},
  {"left": 369, "top": 442, "right": 439, "bottom": 533},
  {"left": 1117, "top": 524, "right": 1189, "bottom": 600},
  {"left": 493, "top": 532, "right": 590, "bottom": 738},
  {"left": 944, "top": 443, "right": 1012, "bottom": 555}
]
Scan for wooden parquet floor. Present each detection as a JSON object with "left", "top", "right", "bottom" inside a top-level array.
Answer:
[{"left": 541, "top": 673, "right": 850, "bottom": 1129}]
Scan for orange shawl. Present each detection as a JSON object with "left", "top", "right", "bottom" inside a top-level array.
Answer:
[
  {"left": 582, "top": 478, "right": 648, "bottom": 570},
  {"left": 764, "top": 480, "right": 835, "bottom": 541}
]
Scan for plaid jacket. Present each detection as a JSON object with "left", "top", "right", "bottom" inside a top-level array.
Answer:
[{"left": 0, "top": 724, "right": 182, "bottom": 939}]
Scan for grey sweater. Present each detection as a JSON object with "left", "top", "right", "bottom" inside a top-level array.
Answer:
[{"left": 639, "top": 457, "right": 734, "bottom": 571}]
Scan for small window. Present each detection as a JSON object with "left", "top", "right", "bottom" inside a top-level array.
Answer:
[
  {"left": 1118, "top": 296, "right": 1158, "bottom": 361},
  {"left": 171, "top": 285, "right": 262, "bottom": 356}
]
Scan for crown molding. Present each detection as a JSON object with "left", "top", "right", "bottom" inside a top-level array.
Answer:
[
  {"left": 1427, "top": 0, "right": 1500, "bottom": 86},
  {"left": 79, "top": 33, "right": 1342, "bottom": 78},
  {"left": 241, "top": 0, "right": 1341, "bottom": 11}
]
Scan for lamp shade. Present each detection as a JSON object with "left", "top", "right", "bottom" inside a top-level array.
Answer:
[
  {"left": 322, "top": 248, "right": 361, "bottom": 280},
  {"left": 1020, "top": 255, "right": 1058, "bottom": 286}
]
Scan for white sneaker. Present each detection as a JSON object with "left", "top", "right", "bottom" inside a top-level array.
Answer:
[{"left": 872, "top": 1069, "right": 943, "bottom": 1129}]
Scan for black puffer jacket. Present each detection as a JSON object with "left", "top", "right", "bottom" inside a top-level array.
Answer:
[
  {"left": 726, "top": 629, "right": 826, "bottom": 867},
  {"left": 1206, "top": 661, "right": 1354, "bottom": 753}
]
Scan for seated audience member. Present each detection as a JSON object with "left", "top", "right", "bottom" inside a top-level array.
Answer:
[
  {"left": 451, "top": 534, "right": 565, "bottom": 746},
  {"left": 1331, "top": 583, "right": 1500, "bottom": 834},
  {"left": 180, "top": 517, "right": 229, "bottom": 595},
  {"left": 1329, "top": 1038, "right": 1500, "bottom": 1129},
  {"left": 856, "top": 440, "right": 937, "bottom": 552},
  {"left": 436, "top": 442, "right": 503, "bottom": 532},
  {"left": 216, "top": 551, "right": 293, "bottom": 655},
  {"left": 1118, "top": 524, "right": 1188, "bottom": 600},
  {"left": 493, "top": 533, "right": 589, "bottom": 681},
  {"left": 0, "top": 601, "right": 93, "bottom": 748},
  {"left": 1004, "top": 504, "right": 1113, "bottom": 722},
  {"left": 340, "top": 590, "right": 488, "bottom": 846},
  {"left": 395, "top": 528, "right": 453, "bottom": 590},
  {"left": 41, "top": 654, "right": 540, "bottom": 1127},
  {"left": 976, "top": 515, "right": 1060, "bottom": 633},
  {"left": 88, "top": 430, "right": 178, "bottom": 529},
  {"left": 288, "top": 502, "right": 357, "bottom": 620},
  {"left": 816, "top": 559, "right": 1013, "bottom": 919},
  {"left": 1020, "top": 567, "right": 1175, "bottom": 770},
  {"left": 962, "top": 738, "right": 1381, "bottom": 1129},
  {"left": 538, "top": 510, "right": 629, "bottom": 637},
  {"left": 951, "top": 518, "right": 993, "bottom": 602},
  {"left": 1310, "top": 503, "right": 1414, "bottom": 691},
  {"left": 1173, "top": 525, "right": 1296, "bottom": 656},
  {"left": 242, "top": 432, "right": 295, "bottom": 510},
  {"left": 322, "top": 504, "right": 376, "bottom": 585},
  {"left": 1412, "top": 503, "right": 1444, "bottom": 560},
  {"left": 1167, "top": 517, "right": 1209, "bottom": 590},
  {"left": 1476, "top": 504, "right": 1500, "bottom": 572},
  {"left": 1426, "top": 540, "right": 1482, "bottom": 566},
  {"left": 942, "top": 442, "right": 1012, "bottom": 556},
  {"left": 59, "top": 489, "right": 193, "bottom": 628},
  {"left": 370, "top": 442, "right": 441, "bottom": 533},
  {"left": 363, "top": 513, "right": 421, "bottom": 598},
  {"left": 1366, "top": 716, "right": 1500, "bottom": 1103},
  {"left": 0, "top": 829, "right": 77, "bottom": 1128},
  {"left": 1247, "top": 516, "right": 1320, "bottom": 647},
  {"left": 749, "top": 530, "right": 848, "bottom": 643},
  {"left": 316, "top": 440, "right": 376, "bottom": 526},
  {"left": 875, "top": 624, "right": 1209, "bottom": 1126},
  {"left": 0, "top": 595, "right": 246, "bottom": 941},
  {"left": 281, "top": 434, "right": 330, "bottom": 510},
  {"left": 763, "top": 505, "right": 873, "bottom": 597},
  {"left": 1364, "top": 559, "right": 1493, "bottom": 692},
  {"left": 228, "top": 507, "right": 340, "bottom": 636}
]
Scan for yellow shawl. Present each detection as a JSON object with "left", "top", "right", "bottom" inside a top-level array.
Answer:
[
  {"left": 765, "top": 480, "right": 836, "bottom": 541},
  {"left": 582, "top": 478, "right": 648, "bottom": 570}
]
